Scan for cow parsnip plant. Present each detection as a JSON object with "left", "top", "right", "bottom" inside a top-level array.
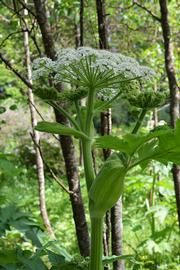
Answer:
[{"left": 33, "top": 47, "right": 180, "bottom": 270}]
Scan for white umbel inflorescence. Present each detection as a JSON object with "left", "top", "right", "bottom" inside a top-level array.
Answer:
[{"left": 33, "top": 47, "right": 155, "bottom": 100}]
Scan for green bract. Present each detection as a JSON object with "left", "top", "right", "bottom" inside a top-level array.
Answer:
[{"left": 89, "top": 155, "right": 126, "bottom": 218}]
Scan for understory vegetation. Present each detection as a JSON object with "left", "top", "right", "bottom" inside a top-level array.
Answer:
[{"left": 0, "top": 113, "right": 179, "bottom": 269}]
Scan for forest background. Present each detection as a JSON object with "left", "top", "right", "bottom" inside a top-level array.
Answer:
[{"left": 0, "top": 0, "right": 180, "bottom": 270}]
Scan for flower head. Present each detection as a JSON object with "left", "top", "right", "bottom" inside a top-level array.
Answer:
[{"left": 33, "top": 47, "right": 155, "bottom": 101}]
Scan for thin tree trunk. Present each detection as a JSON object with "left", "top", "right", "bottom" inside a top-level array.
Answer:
[
  {"left": 33, "top": 0, "right": 90, "bottom": 256},
  {"left": 22, "top": 0, "right": 55, "bottom": 238},
  {"left": 77, "top": 0, "right": 85, "bottom": 166},
  {"left": 159, "top": 0, "right": 180, "bottom": 228},
  {"left": 111, "top": 199, "right": 125, "bottom": 270},
  {"left": 80, "top": 0, "right": 84, "bottom": 47},
  {"left": 95, "top": 2, "right": 111, "bottom": 268},
  {"left": 96, "top": 1, "right": 125, "bottom": 269}
]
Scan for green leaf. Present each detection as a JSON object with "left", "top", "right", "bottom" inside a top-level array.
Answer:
[
  {"left": 35, "top": 121, "right": 89, "bottom": 140},
  {"left": 47, "top": 250, "right": 65, "bottom": 266},
  {"left": 0, "top": 158, "right": 17, "bottom": 176},
  {"left": 0, "top": 106, "right": 6, "bottom": 114},
  {"left": 25, "top": 230, "right": 42, "bottom": 248},
  {"left": 9, "top": 104, "right": 17, "bottom": 110},
  {"left": 0, "top": 250, "right": 17, "bottom": 264},
  {"left": 94, "top": 134, "right": 148, "bottom": 155},
  {"left": 123, "top": 134, "right": 149, "bottom": 155},
  {"left": 94, "top": 135, "right": 128, "bottom": 152},
  {"left": 18, "top": 256, "right": 48, "bottom": 270},
  {"left": 95, "top": 120, "right": 180, "bottom": 172},
  {"left": 137, "top": 139, "right": 158, "bottom": 168},
  {"left": 145, "top": 206, "right": 169, "bottom": 224},
  {"left": 103, "top": 254, "right": 135, "bottom": 265}
]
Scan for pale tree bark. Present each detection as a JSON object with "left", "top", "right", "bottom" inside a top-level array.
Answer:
[
  {"left": 159, "top": 0, "right": 180, "bottom": 228},
  {"left": 21, "top": 0, "right": 55, "bottom": 238},
  {"left": 79, "top": 0, "right": 84, "bottom": 47},
  {"left": 96, "top": 1, "right": 125, "bottom": 270},
  {"left": 32, "top": 0, "right": 90, "bottom": 256},
  {"left": 111, "top": 199, "right": 124, "bottom": 270}
]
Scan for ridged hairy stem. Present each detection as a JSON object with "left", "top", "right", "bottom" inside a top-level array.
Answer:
[{"left": 90, "top": 217, "right": 104, "bottom": 270}]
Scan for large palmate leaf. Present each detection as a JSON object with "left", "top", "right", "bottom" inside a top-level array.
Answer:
[
  {"left": 35, "top": 121, "right": 88, "bottom": 140},
  {"left": 94, "top": 133, "right": 150, "bottom": 155},
  {"left": 94, "top": 135, "right": 128, "bottom": 152},
  {"left": 132, "top": 121, "right": 180, "bottom": 168},
  {"left": 95, "top": 120, "right": 180, "bottom": 170}
]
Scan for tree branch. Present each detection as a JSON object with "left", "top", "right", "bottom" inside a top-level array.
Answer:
[
  {"left": 30, "top": 132, "right": 74, "bottom": 196},
  {"left": 0, "top": 30, "right": 28, "bottom": 49},
  {"left": 17, "top": 0, "right": 37, "bottom": 18},
  {"left": 0, "top": 52, "right": 61, "bottom": 143},
  {"left": 0, "top": 52, "right": 32, "bottom": 88},
  {"left": 133, "top": 0, "right": 161, "bottom": 22}
]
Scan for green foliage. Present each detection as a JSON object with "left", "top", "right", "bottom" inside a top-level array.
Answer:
[
  {"left": 94, "top": 120, "right": 180, "bottom": 170},
  {"left": 35, "top": 121, "right": 88, "bottom": 140},
  {"left": 0, "top": 106, "right": 6, "bottom": 114}
]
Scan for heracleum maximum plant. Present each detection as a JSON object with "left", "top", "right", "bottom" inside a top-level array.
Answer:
[{"left": 33, "top": 47, "right": 180, "bottom": 270}]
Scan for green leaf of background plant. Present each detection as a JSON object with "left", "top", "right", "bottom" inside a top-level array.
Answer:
[
  {"left": 0, "top": 106, "right": 6, "bottom": 114},
  {"left": 9, "top": 104, "right": 17, "bottom": 111},
  {"left": 103, "top": 254, "right": 135, "bottom": 265}
]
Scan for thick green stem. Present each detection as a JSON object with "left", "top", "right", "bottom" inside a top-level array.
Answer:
[
  {"left": 82, "top": 139, "right": 95, "bottom": 191},
  {"left": 81, "top": 87, "right": 96, "bottom": 190},
  {"left": 132, "top": 108, "right": 147, "bottom": 134},
  {"left": 85, "top": 88, "right": 96, "bottom": 135},
  {"left": 89, "top": 217, "right": 104, "bottom": 270}
]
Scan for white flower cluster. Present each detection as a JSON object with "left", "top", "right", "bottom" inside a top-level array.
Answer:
[
  {"left": 33, "top": 57, "right": 55, "bottom": 80},
  {"left": 55, "top": 47, "right": 155, "bottom": 79},
  {"left": 33, "top": 47, "right": 155, "bottom": 100},
  {"left": 97, "top": 88, "right": 118, "bottom": 100}
]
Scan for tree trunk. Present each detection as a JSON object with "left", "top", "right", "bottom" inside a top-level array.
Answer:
[
  {"left": 33, "top": 0, "right": 90, "bottom": 256},
  {"left": 80, "top": 0, "right": 84, "bottom": 47},
  {"left": 111, "top": 199, "right": 125, "bottom": 270},
  {"left": 95, "top": 2, "right": 111, "bottom": 268},
  {"left": 159, "top": 0, "right": 180, "bottom": 228},
  {"left": 96, "top": 2, "right": 125, "bottom": 269},
  {"left": 78, "top": 0, "right": 85, "bottom": 166},
  {"left": 96, "top": 1, "right": 124, "bottom": 269},
  {"left": 96, "top": 0, "right": 108, "bottom": 50},
  {"left": 22, "top": 0, "right": 55, "bottom": 238}
]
